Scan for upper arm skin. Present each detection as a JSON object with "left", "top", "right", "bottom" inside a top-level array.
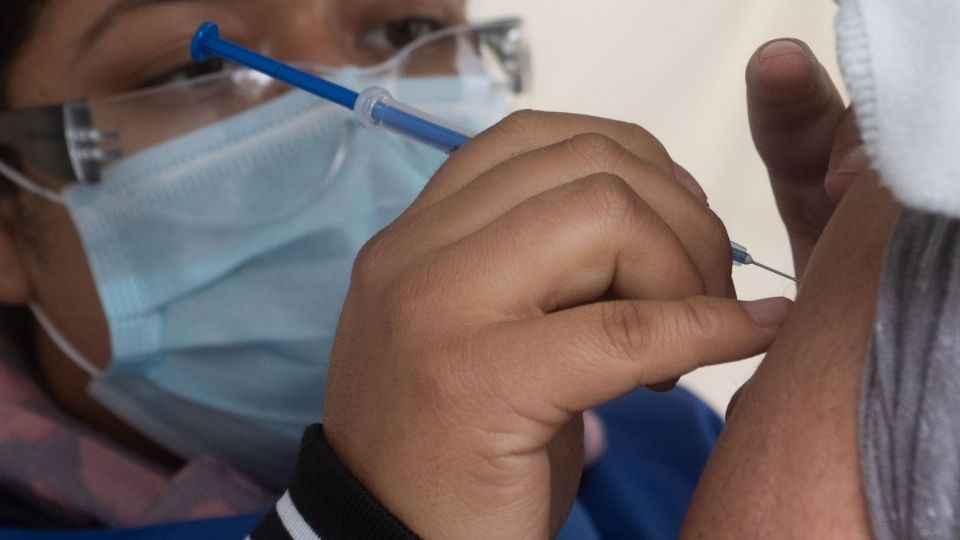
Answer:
[{"left": 680, "top": 173, "right": 900, "bottom": 539}]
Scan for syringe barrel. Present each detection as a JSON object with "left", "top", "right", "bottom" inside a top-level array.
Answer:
[{"left": 354, "top": 87, "right": 474, "bottom": 155}]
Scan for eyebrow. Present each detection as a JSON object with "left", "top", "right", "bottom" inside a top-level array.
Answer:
[{"left": 80, "top": 0, "right": 211, "bottom": 50}]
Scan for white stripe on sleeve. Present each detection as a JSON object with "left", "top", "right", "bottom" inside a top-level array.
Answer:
[{"left": 277, "top": 491, "right": 323, "bottom": 540}]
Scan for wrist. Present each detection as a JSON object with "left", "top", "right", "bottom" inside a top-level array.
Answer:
[{"left": 274, "top": 424, "right": 421, "bottom": 539}]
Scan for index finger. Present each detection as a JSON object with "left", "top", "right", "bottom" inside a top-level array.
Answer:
[{"left": 407, "top": 111, "right": 678, "bottom": 214}]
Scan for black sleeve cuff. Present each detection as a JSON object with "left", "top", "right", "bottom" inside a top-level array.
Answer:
[{"left": 250, "top": 424, "right": 421, "bottom": 540}]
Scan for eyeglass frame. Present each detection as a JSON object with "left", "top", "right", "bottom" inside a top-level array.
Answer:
[{"left": 0, "top": 17, "right": 529, "bottom": 186}]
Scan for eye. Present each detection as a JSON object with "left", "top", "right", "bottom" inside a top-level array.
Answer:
[
  {"left": 360, "top": 17, "right": 446, "bottom": 55},
  {"left": 138, "top": 57, "right": 226, "bottom": 90}
]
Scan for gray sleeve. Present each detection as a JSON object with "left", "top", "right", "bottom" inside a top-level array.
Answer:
[{"left": 860, "top": 208, "right": 960, "bottom": 540}]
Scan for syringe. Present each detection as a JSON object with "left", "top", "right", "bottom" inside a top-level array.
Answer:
[
  {"left": 190, "top": 22, "right": 797, "bottom": 283},
  {"left": 730, "top": 242, "right": 798, "bottom": 283},
  {"left": 191, "top": 22, "right": 474, "bottom": 155}
]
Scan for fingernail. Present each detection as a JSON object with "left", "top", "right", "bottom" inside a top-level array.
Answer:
[
  {"left": 672, "top": 162, "right": 709, "bottom": 206},
  {"left": 583, "top": 411, "right": 606, "bottom": 468},
  {"left": 759, "top": 40, "right": 808, "bottom": 63},
  {"left": 741, "top": 297, "right": 793, "bottom": 326}
]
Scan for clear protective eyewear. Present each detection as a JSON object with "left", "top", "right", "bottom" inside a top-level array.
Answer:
[{"left": 0, "top": 18, "right": 529, "bottom": 187}]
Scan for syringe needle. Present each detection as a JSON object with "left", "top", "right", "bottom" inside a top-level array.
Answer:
[{"left": 750, "top": 260, "right": 798, "bottom": 283}]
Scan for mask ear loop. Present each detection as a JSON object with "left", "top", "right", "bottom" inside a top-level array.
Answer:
[
  {"left": 0, "top": 165, "right": 88, "bottom": 372},
  {"left": 0, "top": 159, "right": 64, "bottom": 205},
  {"left": 29, "top": 302, "right": 103, "bottom": 378}
]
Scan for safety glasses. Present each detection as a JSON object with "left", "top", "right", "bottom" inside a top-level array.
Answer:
[{"left": 0, "top": 18, "right": 529, "bottom": 186}]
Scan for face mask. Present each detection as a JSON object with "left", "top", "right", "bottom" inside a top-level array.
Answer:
[
  {"left": 836, "top": 0, "right": 960, "bottom": 218},
  {"left": 20, "top": 74, "right": 511, "bottom": 489}
]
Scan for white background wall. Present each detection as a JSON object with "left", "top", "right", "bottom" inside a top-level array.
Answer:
[{"left": 468, "top": 1, "right": 844, "bottom": 413}]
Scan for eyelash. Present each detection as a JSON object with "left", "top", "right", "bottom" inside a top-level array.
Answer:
[
  {"left": 136, "top": 15, "right": 450, "bottom": 90},
  {"left": 139, "top": 57, "right": 226, "bottom": 90},
  {"left": 358, "top": 16, "right": 446, "bottom": 54}
]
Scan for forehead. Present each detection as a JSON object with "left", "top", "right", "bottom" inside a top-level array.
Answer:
[
  {"left": 30, "top": 0, "right": 465, "bottom": 53},
  {"left": 32, "top": 0, "right": 293, "bottom": 40}
]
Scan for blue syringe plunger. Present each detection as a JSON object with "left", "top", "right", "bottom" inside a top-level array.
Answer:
[
  {"left": 190, "top": 21, "right": 473, "bottom": 153},
  {"left": 190, "top": 22, "right": 220, "bottom": 63},
  {"left": 191, "top": 21, "right": 359, "bottom": 109}
]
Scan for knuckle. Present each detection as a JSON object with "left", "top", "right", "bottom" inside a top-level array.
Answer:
[
  {"left": 677, "top": 297, "right": 724, "bottom": 342},
  {"left": 490, "top": 109, "right": 545, "bottom": 147},
  {"left": 379, "top": 265, "right": 433, "bottom": 323},
  {"left": 600, "top": 301, "right": 655, "bottom": 356},
  {"left": 564, "top": 133, "right": 629, "bottom": 171},
  {"left": 352, "top": 230, "right": 393, "bottom": 285},
  {"left": 573, "top": 173, "right": 641, "bottom": 225},
  {"left": 600, "top": 299, "right": 722, "bottom": 360},
  {"left": 351, "top": 227, "right": 415, "bottom": 292},
  {"left": 377, "top": 273, "right": 435, "bottom": 344},
  {"left": 615, "top": 121, "right": 674, "bottom": 171}
]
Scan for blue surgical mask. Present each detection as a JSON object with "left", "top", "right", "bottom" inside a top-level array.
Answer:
[{"left": 26, "top": 75, "right": 511, "bottom": 489}]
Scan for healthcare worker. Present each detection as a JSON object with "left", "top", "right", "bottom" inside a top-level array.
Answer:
[
  {"left": 0, "top": 1, "right": 734, "bottom": 538},
  {"left": 243, "top": 0, "right": 960, "bottom": 538}
]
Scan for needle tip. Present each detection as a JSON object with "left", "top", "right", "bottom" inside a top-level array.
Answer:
[{"left": 751, "top": 261, "right": 799, "bottom": 283}]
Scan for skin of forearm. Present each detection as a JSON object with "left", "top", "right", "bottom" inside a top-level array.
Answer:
[{"left": 680, "top": 173, "right": 899, "bottom": 539}]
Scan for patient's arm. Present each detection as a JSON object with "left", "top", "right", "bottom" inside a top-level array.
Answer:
[{"left": 681, "top": 173, "right": 899, "bottom": 538}]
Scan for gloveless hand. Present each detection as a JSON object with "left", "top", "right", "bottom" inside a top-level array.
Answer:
[{"left": 323, "top": 111, "right": 792, "bottom": 539}]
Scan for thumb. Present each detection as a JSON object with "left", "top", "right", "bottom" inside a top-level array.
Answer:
[
  {"left": 747, "top": 39, "right": 845, "bottom": 275},
  {"left": 489, "top": 296, "right": 792, "bottom": 417}
]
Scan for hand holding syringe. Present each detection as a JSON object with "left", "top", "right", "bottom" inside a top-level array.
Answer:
[{"left": 191, "top": 22, "right": 796, "bottom": 282}]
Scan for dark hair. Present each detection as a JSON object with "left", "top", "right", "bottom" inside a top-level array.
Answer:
[
  {"left": 0, "top": 1, "right": 45, "bottom": 359},
  {"left": 0, "top": 0, "right": 45, "bottom": 175},
  {"left": 1, "top": 1, "right": 46, "bottom": 107},
  {"left": 0, "top": 1, "right": 44, "bottom": 193}
]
